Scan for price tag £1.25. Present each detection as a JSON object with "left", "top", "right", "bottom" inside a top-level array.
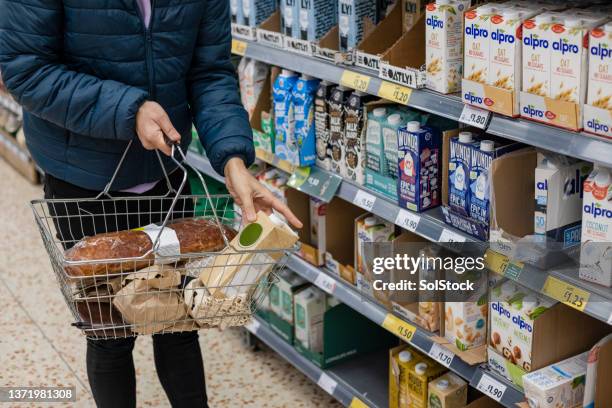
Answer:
[
  {"left": 476, "top": 374, "right": 507, "bottom": 402},
  {"left": 428, "top": 343, "right": 454, "bottom": 368},
  {"left": 459, "top": 104, "right": 491, "bottom": 130}
]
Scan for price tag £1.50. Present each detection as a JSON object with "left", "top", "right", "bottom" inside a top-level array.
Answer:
[
  {"left": 353, "top": 190, "right": 376, "bottom": 211},
  {"left": 459, "top": 104, "right": 491, "bottom": 130}
]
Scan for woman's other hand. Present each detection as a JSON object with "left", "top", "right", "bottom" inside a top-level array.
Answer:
[
  {"left": 224, "top": 158, "right": 302, "bottom": 229},
  {"left": 136, "top": 101, "right": 181, "bottom": 155}
]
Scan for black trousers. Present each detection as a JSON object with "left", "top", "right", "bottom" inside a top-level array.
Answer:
[{"left": 44, "top": 171, "right": 208, "bottom": 408}]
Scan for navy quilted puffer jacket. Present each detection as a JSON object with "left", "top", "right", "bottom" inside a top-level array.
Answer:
[{"left": 0, "top": 0, "right": 254, "bottom": 190}]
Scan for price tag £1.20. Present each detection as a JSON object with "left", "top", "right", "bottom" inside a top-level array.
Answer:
[
  {"left": 476, "top": 374, "right": 507, "bottom": 402},
  {"left": 459, "top": 104, "right": 491, "bottom": 130}
]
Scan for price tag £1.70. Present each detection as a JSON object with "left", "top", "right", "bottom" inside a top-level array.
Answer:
[
  {"left": 476, "top": 374, "right": 507, "bottom": 402},
  {"left": 428, "top": 343, "right": 454, "bottom": 368},
  {"left": 459, "top": 104, "right": 491, "bottom": 130},
  {"left": 353, "top": 190, "right": 376, "bottom": 211}
]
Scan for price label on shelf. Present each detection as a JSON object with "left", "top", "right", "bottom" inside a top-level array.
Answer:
[
  {"left": 317, "top": 373, "right": 337, "bottom": 396},
  {"left": 395, "top": 209, "right": 420, "bottom": 232},
  {"left": 340, "top": 70, "right": 371, "bottom": 92},
  {"left": 353, "top": 190, "right": 376, "bottom": 211},
  {"left": 459, "top": 104, "right": 491, "bottom": 130},
  {"left": 382, "top": 314, "right": 417, "bottom": 342},
  {"left": 476, "top": 374, "right": 507, "bottom": 402},
  {"left": 231, "top": 39, "right": 248, "bottom": 56},
  {"left": 349, "top": 397, "right": 369, "bottom": 408},
  {"left": 438, "top": 229, "right": 466, "bottom": 243},
  {"left": 245, "top": 318, "right": 261, "bottom": 335},
  {"left": 484, "top": 250, "right": 524, "bottom": 280},
  {"left": 428, "top": 343, "right": 454, "bottom": 368},
  {"left": 315, "top": 272, "right": 336, "bottom": 295},
  {"left": 378, "top": 81, "right": 412, "bottom": 105},
  {"left": 543, "top": 276, "right": 590, "bottom": 312}
]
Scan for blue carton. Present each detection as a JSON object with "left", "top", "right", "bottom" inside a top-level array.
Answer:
[
  {"left": 230, "top": 0, "right": 244, "bottom": 25},
  {"left": 242, "top": 0, "right": 277, "bottom": 27},
  {"left": 281, "top": 0, "right": 299, "bottom": 37},
  {"left": 448, "top": 132, "right": 479, "bottom": 217},
  {"left": 298, "top": 0, "right": 338, "bottom": 41},
  {"left": 397, "top": 122, "right": 441, "bottom": 212},
  {"left": 291, "top": 76, "right": 320, "bottom": 166}
]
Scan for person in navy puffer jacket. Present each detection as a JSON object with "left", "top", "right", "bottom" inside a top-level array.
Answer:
[{"left": 0, "top": 1, "right": 301, "bottom": 407}]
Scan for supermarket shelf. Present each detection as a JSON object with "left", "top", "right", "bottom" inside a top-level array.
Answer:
[
  {"left": 236, "top": 40, "right": 612, "bottom": 168},
  {"left": 245, "top": 316, "right": 388, "bottom": 408}
]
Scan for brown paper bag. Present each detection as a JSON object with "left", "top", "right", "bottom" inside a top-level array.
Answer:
[{"left": 113, "top": 266, "right": 187, "bottom": 334}]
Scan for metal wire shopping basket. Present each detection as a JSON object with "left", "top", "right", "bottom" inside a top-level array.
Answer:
[{"left": 31, "top": 142, "right": 294, "bottom": 339}]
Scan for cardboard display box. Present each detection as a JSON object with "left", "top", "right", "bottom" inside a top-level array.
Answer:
[
  {"left": 256, "top": 10, "right": 284, "bottom": 49},
  {"left": 286, "top": 189, "right": 326, "bottom": 267},
  {"left": 312, "top": 25, "right": 348, "bottom": 64},
  {"left": 251, "top": 66, "right": 276, "bottom": 153},
  {"left": 519, "top": 92, "right": 582, "bottom": 132},
  {"left": 462, "top": 79, "right": 520, "bottom": 118},
  {"left": 378, "top": 14, "right": 427, "bottom": 89},
  {"left": 354, "top": 3, "right": 404, "bottom": 72}
]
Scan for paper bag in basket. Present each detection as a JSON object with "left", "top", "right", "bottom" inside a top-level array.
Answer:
[
  {"left": 113, "top": 266, "right": 188, "bottom": 334},
  {"left": 199, "top": 211, "right": 298, "bottom": 299}
]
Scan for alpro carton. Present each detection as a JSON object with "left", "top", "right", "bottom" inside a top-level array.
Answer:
[
  {"left": 355, "top": 214, "right": 395, "bottom": 296},
  {"left": 425, "top": 0, "right": 470, "bottom": 94},
  {"left": 448, "top": 131, "right": 479, "bottom": 217},
  {"left": 523, "top": 352, "right": 588, "bottom": 408},
  {"left": 397, "top": 121, "right": 441, "bottom": 212},
  {"left": 281, "top": 0, "right": 299, "bottom": 37},
  {"left": 291, "top": 75, "right": 320, "bottom": 167},
  {"left": 328, "top": 85, "right": 352, "bottom": 174},
  {"left": 587, "top": 23, "right": 612, "bottom": 111},
  {"left": 314, "top": 81, "right": 333, "bottom": 170},
  {"left": 294, "top": 286, "right": 327, "bottom": 353},
  {"left": 343, "top": 91, "right": 376, "bottom": 185},
  {"left": 579, "top": 166, "right": 612, "bottom": 287},
  {"left": 273, "top": 70, "right": 298, "bottom": 162},
  {"left": 297, "top": 0, "right": 338, "bottom": 41},
  {"left": 338, "top": 0, "right": 377, "bottom": 52},
  {"left": 242, "top": 0, "right": 277, "bottom": 27},
  {"left": 464, "top": 4, "right": 501, "bottom": 85},
  {"left": 534, "top": 152, "right": 591, "bottom": 247},
  {"left": 522, "top": 12, "right": 561, "bottom": 97},
  {"left": 427, "top": 372, "right": 468, "bottom": 408},
  {"left": 365, "top": 106, "right": 388, "bottom": 174},
  {"left": 550, "top": 16, "right": 608, "bottom": 104},
  {"left": 468, "top": 139, "right": 523, "bottom": 225}
]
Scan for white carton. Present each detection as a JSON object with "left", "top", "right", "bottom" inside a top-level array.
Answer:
[
  {"left": 294, "top": 286, "right": 327, "bottom": 353},
  {"left": 523, "top": 352, "right": 588, "bottom": 408},
  {"left": 579, "top": 166, "right": 612, "bottom": 287},
  {"left": 425, "top": 0, "right": 470, "bottom": 94},
  {"left": 522, "top": 12, "right": 561, "bottom": 97},
  {"left": 587, "top": 23, "right": 612, "bottom": 110},
  {"left": 550, "top": 16, "right": 607, "bottom": 104},
  {"left": 534, "top": 153, "right": 591, "bottom": 247},
  {"left": 464, "top": 4, "right": 500, "bottom": 85}
]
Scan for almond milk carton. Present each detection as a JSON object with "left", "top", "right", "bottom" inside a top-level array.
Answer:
[
  {"left": 579, "top": 166, "right": 612, "bottom": 287},
  {"left": 464, "top": 4, "right": 500, "bottom": 84},
  {"left": 425, "top": 0, "right": 470, "bottom": 94},
  {"left": 522, "top": 12, "right": 561, "bottom": 96},
  {"left": 550, "top": 16, "right": 608, "bottom": 104},
  {"left": 587, "top": 22, "right": 612, "bottom": 111},
  {"left": 488, "top": 7, "right": 541, "bottom": 91}
]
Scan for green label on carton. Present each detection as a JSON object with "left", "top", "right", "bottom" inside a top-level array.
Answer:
[{"left": 239, "top": 223, "right": 262, "bottom": 247}]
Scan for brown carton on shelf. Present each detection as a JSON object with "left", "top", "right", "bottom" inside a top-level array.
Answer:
[
  {"left": 428, "top": 372, "right": 468, "bottom": 408},
  {"left": 199, "top": 211, "right": 298, "bottom": 299}
]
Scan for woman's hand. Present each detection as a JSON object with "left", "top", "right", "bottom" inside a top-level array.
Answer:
[
  {"left": 136, "top": 101, "right": 181, "bottom": 155},
  {"left": 224, "top": 157, "right": 303, "bottom": 229}
]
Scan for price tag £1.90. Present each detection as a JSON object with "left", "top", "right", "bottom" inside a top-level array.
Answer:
[
  {"left": 428, "top": 343, "right": 454, "bottom": 368},
  {"left": 459, "top": 104, "right": 491, "bottom": 130},
  {"left": 395, "top": 209, "right": 420, "bottom": 233},
  {"left": 353, "top": 190, "right": 376, "bottom": 211},
  {"left": 476, "top": 374, "right": 507, "bottom": 402}
]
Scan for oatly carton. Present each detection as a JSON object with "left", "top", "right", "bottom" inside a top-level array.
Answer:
[
  {"left": 464, "top": 4, "right": 501, "bottom": 85},
  {"left": 338, "top": 0, "right": 377, "bottom": 52},
  {"left": 534, "top": 152, "right": 591, "bottom": 247},
  {"left": 448, "top": 131, "right": 479, "bottom": 217},
  {"left": 242, "top": 0, "right": 277, "bottom": 27},
  {"left": 298, "top": 0, "right": 338, "bottom": 41},
  {"left": 230, "top": 0, "right": 244, "bottom": 25},
  {"left": 281, "top": 0, "right": 299, "bottom": 37},
  {"left": 579, "top": 166, "right": 612, "bottom": 287},
  {"left": 315, "top": 81, "right": 334, "bottom": 170},
  {"left": 343, "top": 91, "right": 376, "bottom": 185},
  {"left": 425, "top": 0, "right": 470, "bottom": 94},
  {"left": 397, "top": 121, "right": 441, "bottom": 212},
  {"left": 468, "top": 139, "right": 523, "bottom": 225},
  {"left": 328, "top": 86, "right": 352, "bottom": 175}
]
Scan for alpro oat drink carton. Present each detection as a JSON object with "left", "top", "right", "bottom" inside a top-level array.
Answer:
[
  {"left": 587, "top": 22, "right": 612, "bottom": 110},
  {"left": 464, "top": 4, "right": 501, "bottom": 85},
  {"left": 522, "top": 12, "right": 561, "bottom": 97},
  {"left": 425, "top": 0, "right": 470, "bottom": 94}
]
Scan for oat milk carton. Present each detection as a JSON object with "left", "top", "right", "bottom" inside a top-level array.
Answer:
[
  {"left": 425, "top": 0, "right": 470, "bottom": 94},
  {"left": 343, "top": 91, "right": 376, "bottom": 185},
  {"left": 281, "top": 0, "right": 299, "bottom": 37},
  {"left": 579, "top": 166, "right": 612, "bottom": 287},
  {"left": 273, "top": 70, "right": 298, "bottom": 161},
  {"left": 315, "top": 81, "right": 334, "bottom": 170},
  {"left": 291, "top": 75, "right": 320, "bottom": 167},
  {"left": 230, "top": 0, "right": 244, "bottom": 25},
  {"left": 523, "top": 352, "right": 588, "bottom": 408},
  {"left": 448, "top": 131, "right": 479, "bottom": 217},
  {"left": 328, "top": 86, "right": 352, "bottom": 174},
  {"left": 550, "top": 16, "right": 607, "bottom": 103},
  {"left": 365, "top": 107, "right": 387, "bottom": 174},
  {"left": 428, "top": 373, "right": 468, "bottom": 408},
  {"left": 298, "top": 0, "right": 338, "bottom": 41},
  {"left": 464, "top": 4, "right": 500, "bottom": 85},
  {"left": 338, "top": 0, "right": 377, "bottom": 52},
  {"left": 522, "top": 12, "right": 561, "bottom": 96},
  {"left": 382, "top": 113, "right": 404, "bottom": 179},
  {"left": 242, "top": 0, "right": 277, "bottom": 27},
  {"left": 587, "top": 23, "right": 612, "bottom": 110}
]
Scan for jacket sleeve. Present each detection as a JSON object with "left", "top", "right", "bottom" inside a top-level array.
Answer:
[
  {"left": 187, "top": 0, "right": 255, "bottom": 176},
  {"left": 0, "top": 0, "right": 148, "bottom": 141}
]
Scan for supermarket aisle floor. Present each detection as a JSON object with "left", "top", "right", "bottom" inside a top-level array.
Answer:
[{"left": 0, "top": 159, "right": 341, "bottom": 408}]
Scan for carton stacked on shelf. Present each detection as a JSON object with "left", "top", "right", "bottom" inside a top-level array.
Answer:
[
  {"left": 232, "top": 0, "right": 277, "bottom": 39},
  {"left": 584, "top": 22, "right": 612, "bottom": 139}
]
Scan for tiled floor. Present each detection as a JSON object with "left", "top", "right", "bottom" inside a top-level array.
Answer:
[{"left": 0, "top": 159, "right": 341, "bottom": 407}]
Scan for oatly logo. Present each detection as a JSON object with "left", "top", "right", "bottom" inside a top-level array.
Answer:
[
  {"left": 464, "top": 91, "right": 483, "bottom": 105},
  {"left": 587, "top": 119, "right": 610, "bottom": 133},
  {"left": 523, "top": 34, "right": 548, "bottom": 50},
  {"left": 522, "top": 104, "right": 544, "bottom": 118},
  {"left": 590, "top": 43, "right": 611, "bottom": 60},
  {"left": 465, "top": 24, "right": 488, "bottom": 39},
  {"left": 491, "top": 29, "right": 515, "bottom": 44},
  {"left": 584, "top": 203, "right": 612, "bottom": 219},
  {"left": 426, "top": 16, "right": 444, "bottom": 30},
  {"left": 552, "top": 39, "right": 579, "bottom": 55}
]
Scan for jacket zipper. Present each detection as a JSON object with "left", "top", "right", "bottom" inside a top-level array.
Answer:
[{"left": 135, "top": 0, "right": 156, "bottom": 99}]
